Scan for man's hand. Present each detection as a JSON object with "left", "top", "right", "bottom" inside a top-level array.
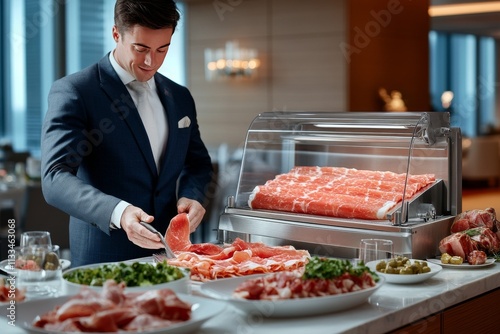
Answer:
[
  {"left": 177, "top": 197, "right": 206, "bottom": 233},
  {"left": 120, "top": 205, "right": 164, "bottom": 249}
]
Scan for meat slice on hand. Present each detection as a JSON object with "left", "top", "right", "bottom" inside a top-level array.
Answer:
[{"left": 166, "top": 213, "right": 223, "bottom": 255}]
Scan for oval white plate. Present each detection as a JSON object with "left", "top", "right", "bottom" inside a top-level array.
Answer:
[
  {"left": 62, "top": 261, "right": 189, "bottom": 294},
  {"left": 366, "top": 259, "right": 442, "bottom": 284},
  {"left": 17, "top": 293, "right": 225, "bottom": 334},
  {"left": 426, "top": 257, "right": 496, "bottom": 269},
  {"left": 200, "top": 273, "right": 384, "bottom": 317}
]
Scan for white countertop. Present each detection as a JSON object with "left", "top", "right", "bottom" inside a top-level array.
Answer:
[{"left": 2, "top": 262, "right": 499, "bottom": 334}]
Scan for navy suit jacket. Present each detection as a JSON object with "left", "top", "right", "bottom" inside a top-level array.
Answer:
[{"left": 41, "top": 54, "right": 213, "bottom": 267}]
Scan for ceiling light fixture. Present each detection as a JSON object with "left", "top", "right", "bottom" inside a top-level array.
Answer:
[
  {"left": 429, "top": 1, "right": 500, "bottom": 17},
  {"left": 204, "top": 41, "right": 260, "bottom": 81}
]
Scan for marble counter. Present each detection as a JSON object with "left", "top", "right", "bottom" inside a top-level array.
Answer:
[{"left": 2, "top": 262, "right": 499, "bottom": 334}]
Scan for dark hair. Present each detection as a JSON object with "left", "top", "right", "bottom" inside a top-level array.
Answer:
[{"left": 114, "top": 0, "right": 180, "bottom": 34}]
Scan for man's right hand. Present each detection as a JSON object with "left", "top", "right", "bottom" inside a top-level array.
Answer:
[{"left": 120, "top": 205, "right": 164, "bottom": 249}]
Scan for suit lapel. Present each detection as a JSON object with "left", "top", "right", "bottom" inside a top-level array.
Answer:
[
  {"left": 98, "top": 55, "right": 158, "bottom": 176},
  {"left": 155, "top": 75, "right": 180, "bottom": 178}
]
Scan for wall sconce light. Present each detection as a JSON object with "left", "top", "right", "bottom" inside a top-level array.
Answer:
[{"left": 204, "top": 40, "right": 260, "bottom": 81}]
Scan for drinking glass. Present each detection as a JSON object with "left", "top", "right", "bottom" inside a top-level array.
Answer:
[
  {"left": 15, "top": 245, "right": 62, "bottom": 299},
  {"left": 359, "top": 239, "right": 394, "bottom": 264},
  {"left": 20, "top": 231, "right": 52, "bottom": 248}
]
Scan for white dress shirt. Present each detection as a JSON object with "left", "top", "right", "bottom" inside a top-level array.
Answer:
[{"left": 108, "top": 51, "right": 168, "bottom": 229}]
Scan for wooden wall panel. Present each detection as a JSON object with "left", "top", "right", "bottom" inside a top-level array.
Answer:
[
  {"left": 185, "top": 0, "right": 431, "bottom": 148},
  {"left": 271, "top": 35, "right": 346, "bottom": 111},
  {"left": 187, "top": 0, "right": 270, "bottom": 148},
  {"left": 442, "top": 288, "right": 500, "bottom": 333},
  {"left": 186, "top": 0, "right": 347, "bottom": 149},
  {"left": 186, "top": 0, "right": 269, "bottom": 41},
  {"left": 347, "top": 0, "right": 430, "bottom": 111},
  {"left": 271, "top": 0, "right": 346, "bottom": 36},
  {"left": 270, "top": 0, "right": 346, "bottom": 112}
]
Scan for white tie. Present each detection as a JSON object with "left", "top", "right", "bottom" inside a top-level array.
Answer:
[{"left": 128, "top": 81, "right": 163, "bottom": 170}]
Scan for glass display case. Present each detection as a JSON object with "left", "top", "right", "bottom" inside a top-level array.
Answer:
[{"left": 218, "top": 112, "right": 462, "bottom": 259}]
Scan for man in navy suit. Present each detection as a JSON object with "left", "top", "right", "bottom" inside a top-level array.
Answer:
[{"left": 41, "top": 0, "right": 213, "bottom": 267}]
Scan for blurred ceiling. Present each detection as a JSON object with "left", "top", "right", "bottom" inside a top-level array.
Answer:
[{"left": 430, "top": 0, "right": 500, "bottom": 37}]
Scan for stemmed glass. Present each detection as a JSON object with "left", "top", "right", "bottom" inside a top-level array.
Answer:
[{"left": 20, "top": 231, "right": 52, "bottom": 248}]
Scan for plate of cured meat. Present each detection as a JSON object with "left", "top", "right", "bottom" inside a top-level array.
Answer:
[
  {"left": 199, "top": 258, "right": 384, "bottom": 318},
  {"left": 17, "top": 280, "right": 225, "bottom": 334},
  {"left": 160, "top": 213, "right": 311, "bottom": 282}
]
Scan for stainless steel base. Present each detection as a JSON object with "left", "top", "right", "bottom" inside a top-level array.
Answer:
[{"left": 218, "top": 208, "right": 453, "bottom": 259}]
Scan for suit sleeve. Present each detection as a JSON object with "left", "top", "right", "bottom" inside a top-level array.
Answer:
[{"left": 41, "top": 78, "right": 121, "bottom": 234}]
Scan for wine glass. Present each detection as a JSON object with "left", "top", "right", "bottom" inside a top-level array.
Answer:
[{"left": 20, "top": 231, "right": 52, "bottom": 248}]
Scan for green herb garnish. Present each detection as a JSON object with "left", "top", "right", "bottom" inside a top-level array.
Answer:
[
  {"left": 464, "top": 228, "right": 482, "bottom": 237},
  {"left": 302, "top": 256, "right": 379, "bottom": 282},
  {"left": 63, "top": 261, "right": 185, "bottom": 287}
]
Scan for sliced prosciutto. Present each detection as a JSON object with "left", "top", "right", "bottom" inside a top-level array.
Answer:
[
  {"left": 165, "top": 215, "right": 310, "bottom": 281},
  {"left": 440, "top": 207, "right": 500, "bottom": 262},
  {"left": 166, "top": 213, "right": 224, "bottom": 255},
  {"left": 233, "top": 271, "right": 376, "bottom": 300},
  {"left": 34, "top": 280, "right": 191, "bottom": 332},
  {"left": 438, "top": 227, "right": 500, "bottom": 262},
  {"left": 248, "top": 166, "right": 436, "bottom": 220},
  {"left": 438, "top": 233, "right": 477, "bottom": 260}
]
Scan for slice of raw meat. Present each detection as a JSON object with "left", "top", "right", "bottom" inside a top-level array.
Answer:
[
  {"left": 166, "top": 213, "right": 223, "bottom": 255},
  {"left": 166, "top": 213, "right": 191, "bottom": 252}
]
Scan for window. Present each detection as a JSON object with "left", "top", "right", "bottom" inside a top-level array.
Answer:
[
  {"left": 0, "top": 0, "right": 186, "bottom": 156},
  {"left": 0, "top": 1, "right": 5, "bottom": 137},
  {"left": 429, "top": 31, "right": 496, "bottom": 137}
]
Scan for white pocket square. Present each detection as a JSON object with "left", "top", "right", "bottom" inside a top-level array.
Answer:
[{"left": 178, "top": 116, "right": 191, "bottom": 128}]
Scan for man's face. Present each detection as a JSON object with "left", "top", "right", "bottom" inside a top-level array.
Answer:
[{"left": 112, "top": 24, "right": 173, "bottom": 82}]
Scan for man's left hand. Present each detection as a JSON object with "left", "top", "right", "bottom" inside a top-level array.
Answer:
[{"left": 177, "top": 197, "right": 206, "bottom": 233}]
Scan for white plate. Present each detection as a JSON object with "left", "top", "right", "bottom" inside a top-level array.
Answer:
[
  {"left": 0, "top": 259, "right": 71, "bottom": 274},
  {"left": 366, "top": 259, "right": 442, "bottom": 284},
  {"left": 17, "top": 293, "right": 225, "bottom": 334},
  {"left": 62, "top": 261, "right": 189, "bottom": 294},
  {"left": 426, "top": 257, "right": 496, "bottom": 269},
  {"left": 200, "top": 274, "right": 384, "bottom": 317}
]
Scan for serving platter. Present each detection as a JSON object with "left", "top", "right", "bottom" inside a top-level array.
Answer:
[
  {"left": 17, "top": 293, "right": 225, "bottom": 334},
  {"left": 0, "top": 259, "right": 71, "bottom": 274},
  {"left": 199, "top": 274, "right": 384, "bottom": 317},
  {"left": 366, "top": 259, "right": 442, "bottom": 284},
  {"left": 426, "top": 257, "right": 496, "bottom": 269},
  {"left": 62, "top": 261, "right": 189, "bottom": 294}
]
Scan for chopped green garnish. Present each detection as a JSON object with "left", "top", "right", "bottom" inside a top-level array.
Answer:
[
  {"left": 464, "top": 228, "right": 482, "bottom": 237},
  {"left": 302, "top": 256, "right": 379, "bottom": 282},
  {"left": 63, "top": 261, "right": 185, "bottom": 287}
]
